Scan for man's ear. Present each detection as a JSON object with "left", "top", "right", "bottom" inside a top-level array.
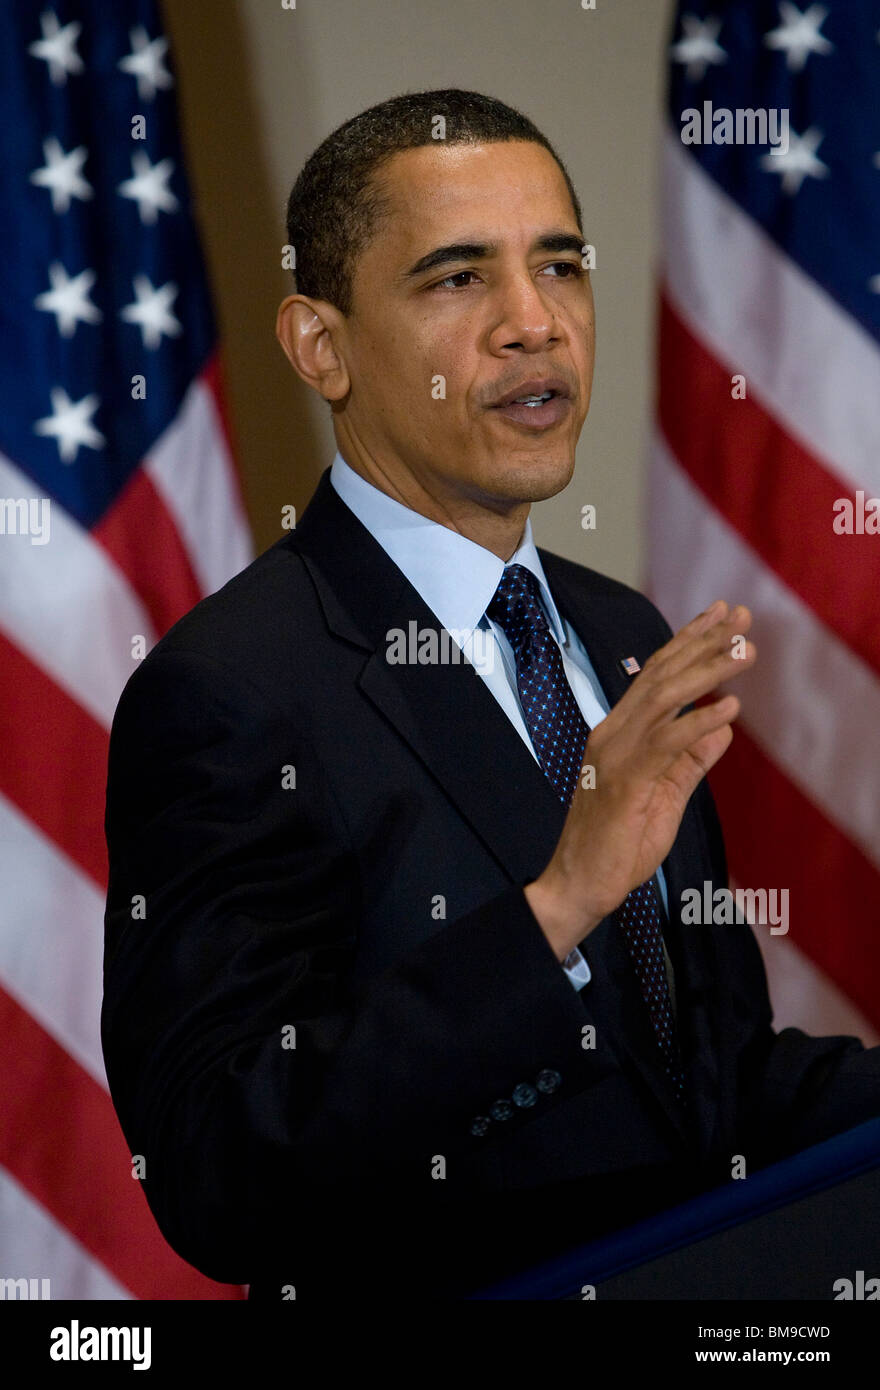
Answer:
[{"left": 275, "top": 293, "right": 350, "bottom": 402}]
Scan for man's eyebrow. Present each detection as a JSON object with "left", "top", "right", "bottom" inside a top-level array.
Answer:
[
  {"left": 535, "top": 232, "right": 586, "bottom": 256},
  {"left": 401, "top": 230, "right": 586, "bottom": 281},
  {"left": 403, "top": 242, "right": 496, "bottom": 279}
]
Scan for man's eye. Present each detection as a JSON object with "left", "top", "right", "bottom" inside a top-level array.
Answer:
[
  {"left": 542, "top": 261, "right": 583, "bottom": 278},
  {"left": 430, "top": 262, "right": 583, "bottom": 291},
  {"left": 433, "top": 270, "right": 479, "bottom": 290}
]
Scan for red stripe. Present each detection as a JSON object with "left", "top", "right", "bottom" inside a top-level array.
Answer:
[
  {"left": 0, "top": 631, "right": 108, "bottom": 888},
  {"left": 93, "top": 467, "right": 202, "bottom": 639},
  {"left": 709, "top": 723, "right": 880, "bottom": 1033},
  {"left": 0, "top": 984, "right": 243, "bottom": 1299},
  {"left": 658, "top": 291, "right": 880, "bottom": 680}
]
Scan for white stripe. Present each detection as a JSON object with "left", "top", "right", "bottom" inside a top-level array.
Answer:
[
  {"left": 0, "top": 1167, "right": 130, "bottom": 1299},
  {"left": 662, "top": 129, "right": 880, "bottom": 499},
  {"left": 0, "top": 794, "right": 107, "bottom": 1089},
  {"left": 752, "top": 925, "right": 880, "bottom": 1048},
  {"left": 145, "top": 374, "right": 253, "bottom": 597},
  {"left": 649, "top": 433, "right": 880, "bottom": 873},
  {"left": 0, "top": 451, "right": 155, "bottom": 729}
]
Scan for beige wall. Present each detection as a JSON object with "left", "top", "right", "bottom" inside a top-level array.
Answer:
[{"left": 164, "top": 0, "right": 676, "bottom": 586}]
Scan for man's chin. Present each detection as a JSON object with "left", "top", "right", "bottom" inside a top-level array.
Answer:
[
  {"left": 455, "top": 464, "right": 573, "bottom": 516},
  {"left": 491, "top": 452, "right": 577, "bottom": 504}
]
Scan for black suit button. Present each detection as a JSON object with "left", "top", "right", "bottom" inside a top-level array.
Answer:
[
  {"left": 512, "top": 1083, "right": 538, "bottom": 1109},
  {"left": 489, "top": 1099, "right": 514, "bottom": 1122},
  {"left": 470, "top": 1116, "right": 491, "bottom": 1137},
  {"left": 537, "top": 1069, "right": 562, "bottom": 1094}
]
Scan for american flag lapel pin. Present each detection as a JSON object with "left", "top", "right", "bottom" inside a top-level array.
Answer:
[{"left": 620, "top": 656, "right": 641, "bottom": 676}]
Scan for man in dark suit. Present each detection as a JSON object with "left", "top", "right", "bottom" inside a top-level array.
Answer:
[{"left": 101, "top": 89, "right": 880, "bottom": 1300}]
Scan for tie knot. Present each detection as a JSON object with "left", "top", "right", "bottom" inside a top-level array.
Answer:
[{"left": 486, "top": 563, "right": 548, "bottom": 649}]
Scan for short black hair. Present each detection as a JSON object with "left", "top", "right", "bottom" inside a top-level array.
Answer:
[{"left": 285, "top": 88, "right": 583, "bottom": 316}]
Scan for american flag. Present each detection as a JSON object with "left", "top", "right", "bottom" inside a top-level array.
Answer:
[
  {"left": 0, "top": 2, "right": 251, "bottom": 1297},
  {"left": 651, "top": 3, "right": 880, "bottom": 1042}
]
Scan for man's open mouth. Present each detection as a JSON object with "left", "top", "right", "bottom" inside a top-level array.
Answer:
[
  {"left": 511, "top": 390, "right": 554, "bottom": 407},
  {"left": 489, "top": 379, "right": 572, "bottom": 428}
]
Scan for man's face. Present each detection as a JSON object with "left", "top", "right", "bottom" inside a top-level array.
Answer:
[{"left": 334, "top": 139, "right": 595, "bottom": 513}]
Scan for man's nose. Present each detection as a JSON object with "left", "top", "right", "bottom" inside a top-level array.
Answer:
[{"left": 487, "top": 273, "right": 557, "bottom": 353}]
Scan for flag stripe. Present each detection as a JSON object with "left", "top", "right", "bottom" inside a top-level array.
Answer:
[
  {"left": 0, "top": 793, "right": 106, "bottom": 1087},
  {"left": 0, "top": 630, "right": 109, "bottom": 888},
  {"left": 0, "top": 983, "right": 244, "bottom": 1300},
  {"left": 661, "top": 130, "right": 880, "bottom": 499},
  {"left": 93, "top": 467, "right": 203, "bottom": 638},
  {"left": 658, "top": 291, "right": 880, "bottom": 679},
  {"left": 650, "top": 434, "right": 880, "bottom": 875},
  {"left": 145, "top": 366, "right": 253, "bottom": 599},
  {"left": 753, "top": 931, "right": 880, "bottom": 1048},
  {"left": 710, "top": 725, "right": 880, "bottom": 1032},
  {"left": 0, "top": 450, "right": 156, "bottom": 729},
  {"left": 0, "top": 1167, "right": 131, "bottom": 1300}
]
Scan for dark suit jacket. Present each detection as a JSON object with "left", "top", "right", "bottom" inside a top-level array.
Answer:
[{"left": 101, "top": 466, "right": 880, "bottom": 1300}]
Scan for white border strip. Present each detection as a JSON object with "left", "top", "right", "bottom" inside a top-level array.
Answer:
[
  {"left": 145, "top": 375, "right": 253, "bottom": 598},
  {"left": 0, "top": 793, "right": 107, "bottom": 1089}
]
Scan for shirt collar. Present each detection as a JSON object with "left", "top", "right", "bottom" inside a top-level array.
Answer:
[{"left": 328, "top": 451, "right": 568, "bottom": 645}]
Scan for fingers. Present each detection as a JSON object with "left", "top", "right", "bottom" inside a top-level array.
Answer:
[
  {"left": 639, "top": 599, "right": 732, "bottom": 676},
  {"left": 664, "top": 722, "right": 735, "bottom": 803},
  {"left": 656, "top": 692, "right": 740, "bottom": 760},
  {"left": 630, "top": 692, "right": 740, "bottom": 785},
  {"left": 646, "top": 603, "right": 753, "bottom": 686},
  {"left": 648, "top": 635, "right": 754, "bottom": 725},
  {"left": 618, "top": 606, "right": 755, "bottom": 735},
  {"left": 577, "top": 601, "right": 755, "bottom": 798},
  {"left": 684, "top": 720, "right": 735, "bottom": 777}
]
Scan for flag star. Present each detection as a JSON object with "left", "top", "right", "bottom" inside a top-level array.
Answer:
[
  {"left": 869, "top": 274, "right": 880, "bottom": 294},
  {"left": 34, "top": 262, "right": 102, "bottom": 338},
  {"left": 29, "top": 137, "right": 92, "bottom": 214},
  {"left": 764, "top": 2, "right": 833, "bottom": 72},
  {"left": 117, "top": 25, "right": 173, "bottom": 101},
  {"left": 873, "top": 152, "right": 880, "bottom": 169},
  {"left": 117, "top": 151, "right": 178, "bottom": 224},
  {"left": 761, "top": 125, "right": 829, "bottom": 194},
  {"left": 120, "top": 275, "right": 182, "bottom": 349},
  {"left": 27, "top": 10, "right": 84, "bottom": 86},
  {"left": 670, "top": 13, "right": 727, "bottom": 81},
  {"left": 34, "top": 387, "right": 105, "bottom": 464}
]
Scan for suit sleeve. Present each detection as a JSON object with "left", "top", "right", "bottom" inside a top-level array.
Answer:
[{"left": 101, "top": 645, "right": 603, "bottom": 1282}]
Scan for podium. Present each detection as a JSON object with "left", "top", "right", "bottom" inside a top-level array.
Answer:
[{"left": 470, "top": 1118, "right": 880, "bottom": 1299}]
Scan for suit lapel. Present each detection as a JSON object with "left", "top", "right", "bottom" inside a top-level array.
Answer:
[
  {"left": 292, "top": 470, "right": 712, "bottom": 1144},
  {"left": 293, "top": 469, "right": 568, "bottom": 885}
]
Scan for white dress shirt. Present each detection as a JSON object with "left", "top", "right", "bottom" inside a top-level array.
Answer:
[{"left": 328, "top": 451, "right": 671, "bottom": 997}]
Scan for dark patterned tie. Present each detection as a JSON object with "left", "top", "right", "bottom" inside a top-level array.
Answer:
[{"left": 486, "top": 563, "right": 686, "bottom": 1101}]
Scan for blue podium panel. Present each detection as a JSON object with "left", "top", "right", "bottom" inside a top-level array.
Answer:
[
  {"left": 472, "top": 1119, "right": 880, "bottom": 1300},
  {"left": 583, "top": 1166, "right": 880, "bottom": 1300}
]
